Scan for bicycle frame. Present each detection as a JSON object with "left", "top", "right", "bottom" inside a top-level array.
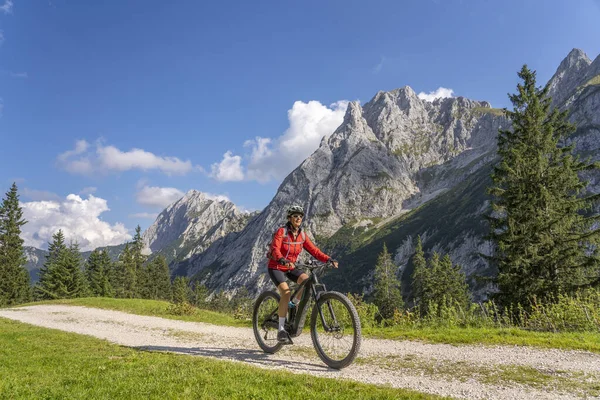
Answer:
[{"left": 285, "top": 265, "right": 336, "bottom": 337}]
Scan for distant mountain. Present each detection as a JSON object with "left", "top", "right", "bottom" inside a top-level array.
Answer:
[
  {"left": 24, "top": 243, "right": 126, "bottom": 284},
  {"left": 142, "top": 190, "right": 258, "bottom": 269}
]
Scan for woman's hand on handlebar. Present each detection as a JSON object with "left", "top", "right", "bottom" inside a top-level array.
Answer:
[{"left": 328, "top": 259, "right": 339, "bottom": 268}]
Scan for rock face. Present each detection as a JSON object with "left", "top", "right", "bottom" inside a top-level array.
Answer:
[
  {"left": 173, "top": 85, "right": 510, "bottom": 295},
  {"left": 142, "top": 190, "right": 255, "bottom": 265}
]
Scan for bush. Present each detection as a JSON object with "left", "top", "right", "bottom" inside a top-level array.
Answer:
[{"left": 167, "top": 301, "right": 197, "bottom": 316}]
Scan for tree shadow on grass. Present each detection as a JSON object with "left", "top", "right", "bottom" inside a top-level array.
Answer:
[{"left": 135, "top": 345, "right": 336, "bottom": 373}]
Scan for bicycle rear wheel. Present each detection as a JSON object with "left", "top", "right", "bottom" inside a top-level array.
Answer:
[
  {"left": 310, "top": 291, "right": 361, "bottom": 369},
  {"left": 252, "top": 290, "right": 283, "bottom": 354}
]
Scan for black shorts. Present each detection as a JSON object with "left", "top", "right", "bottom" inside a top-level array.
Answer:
[{"left": 268, "top": 268, "right": 304, "bottom": 287}]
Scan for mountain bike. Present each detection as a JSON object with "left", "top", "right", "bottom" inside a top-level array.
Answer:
[{"left": 252, "top": 260, "right": 361, "bottom": 369}]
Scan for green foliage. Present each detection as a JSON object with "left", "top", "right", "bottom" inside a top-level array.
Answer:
[
  {"left": 172, "top": 276, "right": 193, "bottom": 304},
  {"left": 346, "top": 293, "right": 380, "bottom": 329},
  {"left": 372, "top": 243, "right": 403, "bottom": 320},
  {"left": 0, "top": 183, "right": 30, "bottom": 306},
  {"left": 486, "top": 65, "right": 600, "bottom": 310},
  {"left": 85, "top": 249, "right": 114, "bottom": 297},
  {"left": 34, "top": 231, "right": 86, "bottom": 299},
  {"left": 143, "top": 255, "right": 172, "bottom": 301},
  {"left": 581, "top": 74, "right": 600, "bottom": 88},
  {"left": 411, "top": 236, "right": 470, "bottom": 317},
  {"left": 166, "top": 300, "right": 197, "bottom": 316},
  {"left": 472, "top": 107, "right": 505, "bottom": 117}
]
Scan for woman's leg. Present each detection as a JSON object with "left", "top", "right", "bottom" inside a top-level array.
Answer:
[
  {"left": 277, "top": 282, "right": 291, "bottom": 318},
  {"left": 292, "top": 273, "right": 309, "bottom": 303}
]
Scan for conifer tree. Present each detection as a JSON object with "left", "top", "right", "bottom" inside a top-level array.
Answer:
[
  {"left": 172, "top": 276, "right": 192, "bottom": 304},
  {"left": 486, "top": 65, "right": 600, "bottom": 308},
  {"left": 372, "top": 243, "right": 403, "bottom": 319},
  {"left": 120, "top": 243, "right": 137, "bottom": 298},
  {"left": 0, "top": 183, "right": 31, "bottom": 306},
  {"left": 192, "top": 281, "right": 209, "bottom": 308},
  {"left": 36, "top": 230, "right": 69, "bottom": 299},
  {"left": 146, "top": 255, "right": 172, "bottom": 301},
  {"left": 85, "top": 249, "right": 114, "bottom": 297},
  {"left": 411, "top": 236, "right": 428, "bottom": 308},
  {"left": 411, "top": 237, "right": 470, "bottom": 317},
  {"left": 132, "top": 225, "right": 147, "bottom": 297},
  {"left": 64, "top": 241, "right": 87, "bottom": 298}
]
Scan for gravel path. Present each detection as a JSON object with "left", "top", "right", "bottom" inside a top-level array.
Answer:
[{"left": 2, "top": 305, "right": 599, "bottom": 400}]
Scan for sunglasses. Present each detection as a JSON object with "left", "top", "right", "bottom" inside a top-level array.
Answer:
[{"left": 290, "top": 214, "right": 303, "bottom": 219}]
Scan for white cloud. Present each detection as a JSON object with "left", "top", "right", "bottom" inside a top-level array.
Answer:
[
  {"left": 136, "top": 185, "right": 184, "bottom": 208},
  {"left": 0, "top": 0, "right": 13, "bottom": 14},
  {"left": 204, "top": 192, "right": 231, "bottom": 202},
  {"left": 0, "top": 30, "right": 4, "bottom": 45},
  {"left": 97, "top": 145, "right": 192, "bottom": 175},
  {"left": 57, "top": 140, "right": 197, "bottom": 176},
  {"left": 21, "top": 194, "right": 132, "bottom": 251},
  {"left": 129, "top": 212, "right": 158, "bottom": 219},
  {"left": 245, "top": 100, "right": 348, "bottom": 183},
  {"left": 210, "top": 151, "right": 244, "bottom": 182},
  {"left": 417, "top": 87, "right": 455, "bottom": 102}
]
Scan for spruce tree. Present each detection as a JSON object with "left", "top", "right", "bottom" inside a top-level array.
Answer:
[
  {"left": 120, "top": 243, "right": 137, "bottom": 298},
  {"left": 172, "top": 276, "right": 192, "bottom": 304},
  {"left": 145, "top": 255, "right": 172, "bottom": 301},
  {"left": 132, "top": 226, "right": 147, "bottom": 298},
  {"left": 0, "top": 183, "right": 31, "bottom": 306},
  {"left": 96, "top": 250, "right": 114, "bottom": 297},
  {"left": 36, "top": 230, "right": 69, "bottom": 299},
  {"left": 486, "top": 65, "right": 600, "bottom": 308},
  {"left": 86, "top": 248, "right": 114, "bottom": 297},
  {"left": 372, "top": 243, "right": 403, "bottom": 320},
  {"left": 64, "top": 241, "right": 87, "bottom": 298},
  {"left": 411, "top": 235, "right": 431, "bottom": 314},
  {"left": 411, "top": 236, "right": 470, "bottom": 317},
  {"left": 85, "top": 249, "right": 103, "bottom": 296}
]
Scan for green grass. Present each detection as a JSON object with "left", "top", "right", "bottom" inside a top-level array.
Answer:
[
  {"left": 12, "top": 298, "right": 600, "bottom": 353},
  {"left": 582, "top": 74, "right": 600, "bottom": 88},
  {"left": 472, "top": 107, "right": 505, "bottom": 116},
  {"left": 363, "top": 325, "right": 600, "bottom": 353},
  {"left": 0, "top": 318, "right": 440, "bottom": 400}
]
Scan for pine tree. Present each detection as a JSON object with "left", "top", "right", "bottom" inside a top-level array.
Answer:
[
  {"left": 120, "top": 243, "right": 137, "bottom": 298},
  {"left": 131, "top": 226, "right": 147, "bottom": 298},
  {"left": 63, "top": 241, "right": 87, "bottom": 298},
  {"left": 411, "top": 236, "right": 470, "bottom": 317},
  {"left": 172, "top": 276, "right": 192, "bottom": 304},
  {"left": 486, "top": 65, "right": 600, "bottom": 308},
  {"left": 86, "top": 249, "right": 114, "bottom": 297},
  {"left": 145, "top": 255, "right": 172, "bottom": 301},
  {"left": 372, "top": 243, "right": 403, "bottom": 320},
  {"left": 0, "top": 183, "right": 31, "bottom": 306},
  {"left": 192, "top": 281, "right": 209, "bottom": 308},
  {"left": 36, "top": 230, "right": 69, "bottom": 299}
]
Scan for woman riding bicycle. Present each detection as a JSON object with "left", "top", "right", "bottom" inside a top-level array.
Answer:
[{"left": 267, "top": 205, "right": 338, "bottom": 344}]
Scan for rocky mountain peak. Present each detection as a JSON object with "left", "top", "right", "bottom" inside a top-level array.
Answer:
[
  {"left": 547, "top": 48, "right": 593, "bottom": 108},
  {"left": 142, "top": 190, "right": 251, "bottom": 262}
]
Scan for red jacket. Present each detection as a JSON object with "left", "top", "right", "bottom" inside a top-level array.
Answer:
[{"left": 267, "top": 224, "right": 330, "bottom": 271}]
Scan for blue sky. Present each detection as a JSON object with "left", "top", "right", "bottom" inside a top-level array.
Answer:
[{"left": 1, "top": 0, "right": 599, "bottom": 250}]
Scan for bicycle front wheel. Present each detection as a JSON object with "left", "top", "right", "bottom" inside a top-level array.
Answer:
[
  {"left": 310, "top": 291, "right": 361, "bottom": 369},
  {"left": 252, "top": 290, "right": 283, "bottom": 354}
]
